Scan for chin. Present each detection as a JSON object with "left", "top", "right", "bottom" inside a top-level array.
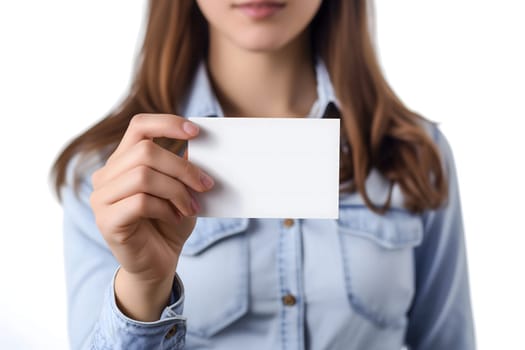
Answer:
[
  {"left": 238, "top": 40, "right": 288, "bottom": 53},
  {"left": 231, "top": 30, "right": 293, "bottom": 53}
]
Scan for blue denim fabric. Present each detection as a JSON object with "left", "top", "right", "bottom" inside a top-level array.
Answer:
[{"left": 62, "top": 60, "right": 475, "bottom": 349}]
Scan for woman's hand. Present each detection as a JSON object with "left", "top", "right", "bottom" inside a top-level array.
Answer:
[{"left": 89, "top": 114, "right": 214, "bottom": 321}]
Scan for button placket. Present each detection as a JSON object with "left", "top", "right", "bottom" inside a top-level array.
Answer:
[{"left": 277, "top": 218, "right": 305, "bottom": 349}]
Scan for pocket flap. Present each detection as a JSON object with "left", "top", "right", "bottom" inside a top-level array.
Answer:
[
  {"left": 182, "top": 217, "right": 250, "bottom": 256},
  {"left": 338, "top": 206, "right": 423, "bottom": 249}
]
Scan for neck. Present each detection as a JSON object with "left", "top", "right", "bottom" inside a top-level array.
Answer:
[{"left": 207, "top": 31, "right": 317, "bottom": 117}]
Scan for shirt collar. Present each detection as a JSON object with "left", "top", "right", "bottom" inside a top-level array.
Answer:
[{"left": 180, "top": 58, "right": 339, "bottom": 118}]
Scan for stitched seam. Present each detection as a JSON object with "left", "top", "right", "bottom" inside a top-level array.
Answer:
[
  {"left": 296, "top": 219, "right": 305, "bottom": 350},
  {"left": 337, "top": 209, "right": 423, "bottom": 248},
  {"left": 339, "top": 203, "right": 412, "bottom": 214},
  {"left": 340, "top": 227, "right": 422, "bottom": 249},
  {"left": 337, "top": 228, "right": 405, "bottom": 329},
  {"left": 188, "top": 235, "right": 248, "bottom": 337},
  {"left": 278, "top": 223, "right": 287, "bottom": 350},
  {"left": 189, "top": 233, "right": 249, "bottom": 337},
  {"left": 184, "top": 220, "right": 248, "bottom": 255}
]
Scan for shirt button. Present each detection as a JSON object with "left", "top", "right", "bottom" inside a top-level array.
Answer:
[
  {"left": 283, "top": 218, "right": 295, "bottom": 228},
  {"left": 282, "top": 293, "right": 297, "bottom": 306},
  {"left": 165, "top": 325, "right": 178, "bottom": 339}
]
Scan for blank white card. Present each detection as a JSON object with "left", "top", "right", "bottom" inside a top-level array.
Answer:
[{"left": 188, "top": 117, "right": 340, "bottom": 219}]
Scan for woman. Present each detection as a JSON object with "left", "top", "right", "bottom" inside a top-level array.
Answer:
[{"left": 52, "top": 0, "right": 475, "bottom": 349}]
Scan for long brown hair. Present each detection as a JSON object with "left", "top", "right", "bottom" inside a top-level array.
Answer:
[{"left": 51, "top": 0, "right": 447, "bottom": 213}]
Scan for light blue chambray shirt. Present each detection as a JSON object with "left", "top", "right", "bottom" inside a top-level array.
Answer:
[{"left": 61, "top": 59, "right": 476, "bottom": 349}]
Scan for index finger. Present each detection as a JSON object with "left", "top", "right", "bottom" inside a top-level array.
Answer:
[{"left": 112, "top": 114, "right": 199, "bottom": 159}]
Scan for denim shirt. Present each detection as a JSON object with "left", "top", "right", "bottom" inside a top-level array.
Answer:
[{"left": 62, "top": 60, "right": 476, "bottom": 349}]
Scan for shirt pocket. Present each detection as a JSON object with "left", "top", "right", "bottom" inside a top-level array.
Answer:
[
  {"left": 177, "top": 217, "right": 250, "bottom": 338},
  {"left": 337, "top": 206, "right": 423, "bottom": 329}
]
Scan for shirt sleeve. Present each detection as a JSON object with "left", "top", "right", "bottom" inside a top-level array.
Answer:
[
  {"left": 405, "top": 127, "right": 476, "bottom": 349},
  {"left": 61, "top": 160, "right": 187, "bottom": 350}
]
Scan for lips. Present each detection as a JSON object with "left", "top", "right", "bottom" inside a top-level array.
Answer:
[{"left": 232, "top": 1, "right": 286, "bottom": 20}]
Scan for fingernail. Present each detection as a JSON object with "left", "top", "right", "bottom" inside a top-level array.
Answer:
[
  {"left": 183, "top": 121, "right": 199, "bottom": 136},
  {"left": 191, "top": 196, "right": 201, "bottom": 215},
  {"left": 200, "top": 171, "right": 215, "bottom": 189}
]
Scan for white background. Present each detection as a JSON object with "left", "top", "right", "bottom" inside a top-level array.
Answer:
[{"left": 0, "top": 1, "right": 523, "bottom": 348}]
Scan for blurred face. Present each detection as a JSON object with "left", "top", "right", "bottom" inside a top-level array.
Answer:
[{"left": 195, "top": 0, "right": 323, "bottom": 52}]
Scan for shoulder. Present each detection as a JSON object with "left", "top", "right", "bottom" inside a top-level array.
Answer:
[
  {"left": 419, "top": 118, "right": 457, "bottom": 175},
  {"left": 418, "top": 119, "right": 463, "bottom": 227}
]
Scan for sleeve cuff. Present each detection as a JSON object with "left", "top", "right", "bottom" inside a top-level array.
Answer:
[
  {"left": 161, "top": 272, "right": 185, "bottom": 319},
  {"left": 91, "top": 267, "right": 186, "bottom": 349}
]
